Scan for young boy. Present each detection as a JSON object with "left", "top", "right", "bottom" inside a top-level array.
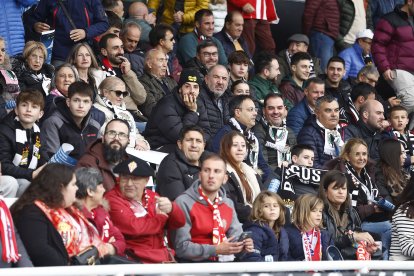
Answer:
[
  {"left": 0, "top": 89, "right": 47, "bottom": 197},
  {"left": 384, "top": 105, "right": 414, "bottom": 170},
  {"left": 42, "top": 81, "right": 100, "bottom": 160},
  {"left": 291, "top": 144, "right": 315, "bottom": 168}
]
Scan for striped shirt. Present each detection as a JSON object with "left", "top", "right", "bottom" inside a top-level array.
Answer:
[{"left": 390, "top": 207, "right": 414, "bottom": 260}]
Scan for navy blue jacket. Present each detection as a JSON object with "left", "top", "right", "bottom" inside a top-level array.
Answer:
[
  {"left": 213, "top": 29, "right": 252, "bottom": 58},
  {"left": 240, "top": 221, "right": 289, "bottom": 262},
  {"left": 285, "top": 224, "right": 333, "bottom": 261},
  {"left": 297, "top": 116, "right": 341, "bottom": 169},
  {"left": 344, "top": 120, "right": 382, "bottom": 161},
  {"left": 28, "top": 0, "right": 109, "bottom": 61},
  {"left": 286, "top": 98, "right": 313, "bottom": 136}
]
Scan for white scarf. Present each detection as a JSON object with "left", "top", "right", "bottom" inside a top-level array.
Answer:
[
  {"left": 316, "top": 120, "right": 344, "bottom": 157},
  {"left": 226, "top": 162, "right": 261, "bottom": 206}
]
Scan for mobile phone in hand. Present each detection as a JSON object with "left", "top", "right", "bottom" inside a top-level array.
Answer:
[{"left": 237, "top": 231, "right": 252, "bottom": 242}]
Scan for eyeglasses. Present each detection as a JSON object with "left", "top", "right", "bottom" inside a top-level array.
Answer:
[
  {"left": 201, "top": 51, "right": 218, "bottom": 58},
  {"left": 108, "top": 89, "right": 129, "bottom": 98},
  {"left": 105, "top": 130, "right": 129, "bottom": 140},
  {"left": 236, "top": 107, "right": 259, "bottom": 113},
  {"left": 164, "top": 37, "right": 174, "bottom": 42}
]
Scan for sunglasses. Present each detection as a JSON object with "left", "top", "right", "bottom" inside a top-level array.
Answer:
[{"left": 108, "top": 89, "right": 129, "bottom": 97}]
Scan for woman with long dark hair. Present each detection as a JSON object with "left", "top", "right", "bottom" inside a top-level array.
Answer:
[
  {"left": 390, "top": 177, "right": 414, "bottom": 260},
  {"left": 11, "top": 164, "right": 114, "bottom": 266},
  {"left": 376, "top": 138, "right": 410, "bottom": 202},
  {"left": 220, "top": 131, "right": 263, "bottom": 223},
  {"left": 318, "top": 170, "right": 379, "bottom": 260}
]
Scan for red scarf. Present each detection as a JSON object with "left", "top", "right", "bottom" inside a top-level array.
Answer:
[
  {"left": 0, "top": 198, "right": 19, "bottom": 263},
  {"left": 198, "top": 186, "right": 226, "bottom": 260},
  {"left": 35, "top": 200, "right": 107, "bottom": 257},
  {"left": 302, "top": 228, "right": 322, "bottom": 261}
]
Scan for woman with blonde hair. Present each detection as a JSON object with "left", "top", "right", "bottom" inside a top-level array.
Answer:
[
  {"left": 12, "top": 41, "right": 54, "bottom": 97},
  {"left": 220, "top": 131, "right": 263, "bottom": 223},
  {"left": 285, "top": 194, "right": 332, "bottom": 261},
  {"left": 67, "top": 43, "right": 106, "bottom": 100},
  {"left": 324, "top": 138, "right": 392, "bottom": 259}
]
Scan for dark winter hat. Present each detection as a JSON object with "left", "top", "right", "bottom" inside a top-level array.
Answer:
[
  {"left": 287, "top": 34, "right": 310, "bottom": 45},
  {"left": 178, "top": 69, "right": 202, "bottom": 88},
  {"left": 113, "top": 156, "right": 154, "bottom": 177}
]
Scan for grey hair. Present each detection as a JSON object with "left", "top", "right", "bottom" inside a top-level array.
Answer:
[
  {"left": 315, "top": 95, "right": 338, "bottom": 110},
  {"left": 50, "top": 63, "right": 79, "bottom": 91},
  {"left": 75, "top": 167, "right": 104, "bottom": 199},
  {"left": 357, "top": 64, "right": 379, "bottom": 79},
  {"left": 120, "top": 20, "right": 142, "bottom": 37}
]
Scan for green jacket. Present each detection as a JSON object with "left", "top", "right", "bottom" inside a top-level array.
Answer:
[{"left": 249, "top": 75, "right": 293, "bottom": 110}]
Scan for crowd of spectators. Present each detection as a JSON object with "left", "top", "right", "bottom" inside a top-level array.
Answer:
[{"left": 2, "top": 0, "right": 414, "bottom": 269}]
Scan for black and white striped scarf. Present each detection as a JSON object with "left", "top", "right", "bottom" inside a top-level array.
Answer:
[
  {"left": 12, "top": 117, "right": 41, "bottom": 169},
  {"left": 344, "top": 161, "right": 377, "bottom": 207}
]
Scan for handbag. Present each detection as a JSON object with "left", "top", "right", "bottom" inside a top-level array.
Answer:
[{"left": 71, "top": 246, "right": 100, "bottom": 265}]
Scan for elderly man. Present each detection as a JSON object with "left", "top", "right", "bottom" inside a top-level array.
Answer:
[
  {"left": 144, "top": 69, "right": 211, "bottom": 153},
  {"left": 344, "top": 99, "right": 385, "bottom": 161},
  {"left": 276, "top": 34, "right": 322, "bottom": 85},
  {"left": 105, "top": 156, "right": 185, "bottom": 263},
  {"left": 156, "top": 125, "right": 208, "bottom": 201},
  {"left": 297, "top": 95, "right": 344, "bottom": 168},
  {"left": 339, "top": 29, "right": 374, "bottom": 81},
  {"left": 253, "top": 93, "right": 296, "bottom": 170},
  {"left": 125, "top": 2, "right": 156, "bottom": 48},
  {"left": 177, "top": 9, "right": 227, "bottom": 65},
  {"left": 138, "top": 49, "right": 178, "bottom": 118},
  {"left": 172, "top": 154, "right": 253, "bottom": 262},
  {"left": 149, "top": 23, "right": 181, "bottom": 82},
  {"left": 94, "top": 77, "right": 150, "bottom": 150},
  {"left": 77, "top": 119, "right": 133, "bottom": 191},
  {"left": 286, "top": 77, "right": 325, "bottom": 135},
  {"left": 183, "top": 40, "right": 220, "bottom": 80},
  {"left": 214, "top": 11, "right": 251, "bottom": 58},
  {"left": 120, "top": 21, "right": 145, "bottom": 77},
  {"left": 199, "top": 65, "right": 231, "bottom": 138}
]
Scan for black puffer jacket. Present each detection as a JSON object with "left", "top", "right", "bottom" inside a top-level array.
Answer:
[
  {"left": 156, "top": 148, "right": 208, "bottom": 201},
  {"left": 144, "top": 89, "right": 211, "bottom": 151},
  {"left": 344, "top": 120, "right": 382, "bottom": 161},
  {"left": 198, "top": 83, "right": 230, "bottom": 139},
  {"left": 12, "top": 56, "right": 54, "bottom": 97}
]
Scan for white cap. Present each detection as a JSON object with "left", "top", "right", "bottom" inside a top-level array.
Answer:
[{"left": 356, "top": 29, "right": 374, "bottom": 40}]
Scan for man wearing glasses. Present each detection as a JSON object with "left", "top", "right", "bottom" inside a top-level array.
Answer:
[
  {"left": 77, "top": 118, "right": 134, "bottom": 191},
  {"left": 183, "top": 40, "right": 220, "bottom": 80},
  {"left": 94, "top": 77, "right": 150, "bottom": 150}
]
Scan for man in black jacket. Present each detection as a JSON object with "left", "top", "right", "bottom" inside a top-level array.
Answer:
[
  {"left": 199, "top": 65, "right": 230, "bottom": 141},
  {"left": 344, "top": 99, "right": 385, "bottom": 161},
  {"left": 0, "top": 89, "right": 47, "bottom": 197},
  {"left": 144, "top": 69, "right": 211, "bottom": 152},
  {"left": 156, "top": 125, "right": 207, "bottom": 200}
]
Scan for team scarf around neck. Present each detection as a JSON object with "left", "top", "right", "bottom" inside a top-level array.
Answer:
[
  {"left": 316, "top": 119, "right": 344, "bottom": 157},
  {"left": 0, "top": 197, "right": 20, "bottom": 263},
  {"left": 35, "top": 200, "right": 107, "bottom": 257},
  {"left": 12, "top": 117, "right": 41, "bottom": 169},
  {"left": 198, "top": 186, "right": 226, "bottom": 260},
  {"left": 261, "top": 117, "right": 291, "bottom": 165},
  {"left": 302, "top": 227, "right": 322, "bottom": 261},
  {"left": 344, "top": 161, "right": 377, "bottom": 206},
  {"left": 229, "top": 117, "right": 259, "bottom": 169}
]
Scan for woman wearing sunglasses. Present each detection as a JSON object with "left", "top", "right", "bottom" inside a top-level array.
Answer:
[{"left": 94, "top": 76, "right": 150, "bottom": 151}]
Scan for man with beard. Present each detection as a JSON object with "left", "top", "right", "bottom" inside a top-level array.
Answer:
[
  {"left": 156, "top": 125, "right": 208, "bottom": 201},
  {"left": 344, "top": 99, "right": 385, "bottom": 161},
  {"left": 321, "top": 56, "right": 352, "bottom": 109},
  {"left": 253, "top": 93, "right": 296, "bottom": 170},
  {"left": 198, "top": 65, "right": 230, "bottom": 139},
  {"left": 77, "top": 119, "right": 132, "bottom": 191},
  {"left": 279, "top": 52, "right": 312, "bottom": 106},
  {"left": 99, "top": 33, "right": 147, "bottom": 112}
]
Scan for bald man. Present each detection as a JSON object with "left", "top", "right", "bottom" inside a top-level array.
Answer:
[
  {"left": 125, "top": 2, "right": 155, "bottom": 46},
  {"left": 138, "top": 49, "right": 178, "bottom": 117},
  {"left": 344, "top": 99, "right": 385, "bottom": 161}
]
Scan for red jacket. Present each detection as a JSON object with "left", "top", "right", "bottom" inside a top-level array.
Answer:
[
  {"left": 81, "top": 206, "right": 126, "bottom": 255},
  {"left": 302, "top": 0, "right": 340, "bottom": 39},
  {"left": 372, "top": 5, "right": 414, "bottom": 73},
  {"left": 227, "top": 0, "right": 278, "bottom": 21},
  {"left": 105, "top": 186, "right": 185, "bottom": 263}
]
